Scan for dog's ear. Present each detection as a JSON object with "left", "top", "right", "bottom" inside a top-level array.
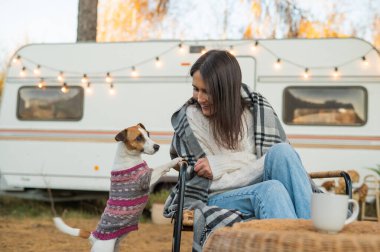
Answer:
[
  {"left": 137, "top": 123, "right": 146, "bottom": 130},
  {"left": 115, "top": 129, "right": 127, "bottom": 142}
]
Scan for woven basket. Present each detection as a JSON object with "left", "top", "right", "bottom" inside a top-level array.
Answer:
[{"left": 203, "top": 219, "right": 380, "bottom": 252}]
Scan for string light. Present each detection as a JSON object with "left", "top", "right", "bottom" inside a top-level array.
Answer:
[
  {"left": 57, "top": 71, "right": 64, "bottom": 82},
  {"left": 251, "top": 41, "right": 259, "bottom": 52},
  {"left": 362, "top": 56, "right": 369, "bottom": 66},
  {"left": 303, "top": 68, "right": 310, "bottom": 79},
  {"left": 155, "top": 57, "right": 162, "bottom": 68},
  {"left": 131, "top": 66, "right": 138, "bottom": 77},
  {"left": 178, "top": 42, "right": 185, "bottom": 54},
  {"left": 33, "top": 65, "right": 41, "bottom": 76},
  {"left": 61, "top": 82, "right": 69, "bottom": 93},
  {"left": 109, "top": 83, "right": 115, "bottom": 95},
  {"left": 11, "top": 40, "right": 379, "bottom": 96},
  {"left": 105, "top": 72, "right": 112, "bottom": 83},
  {"left": 37, "top": 78, "right": 46, "bottom": 89},
  {"left": 81, "top": 74, "right": 89, "bottom": 84},
  {"left": 333, "top": 67, "right": 339, "bottom": 78},
  {"left": 274, "top": 58, "right": 282, "bottom": 69},
  {"left": 86, "top": 82, "right": 93, "bottom": 94},
  {"left": 229, "top": 45, "right": 236, "bottom": 55},
  {"left": 20, "top": 66, "right": 27, "bottom": 77},
  {"left": 12, "top": 55, "right": 21, "bottom": 64}
]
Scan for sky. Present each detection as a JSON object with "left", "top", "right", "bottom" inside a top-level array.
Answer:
[{"left": 0, "top": 0, "right": 78, "bottom": 70}]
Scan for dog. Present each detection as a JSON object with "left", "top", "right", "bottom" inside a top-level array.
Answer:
[{"left": 53, "top": 123, "right": 182, "bottom": 252}]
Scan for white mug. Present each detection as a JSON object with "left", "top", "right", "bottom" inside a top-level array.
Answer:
[{"left": 311, "top": 193, "right": 359, "bottom": 233}]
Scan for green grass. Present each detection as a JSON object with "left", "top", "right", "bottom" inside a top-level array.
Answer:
[
  {"left": 0, "top": 196, "right": 106, "bottom": 219},
  {"left": 0, "top": 195, "right": 152, "bottom": 222},
  {"left": 1, "top": 195, "right": 377, "bottom": 223}
]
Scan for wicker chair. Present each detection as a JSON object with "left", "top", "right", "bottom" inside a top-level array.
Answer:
[
  {"left": 171, "top": 162, "right": 352, "bottom": 252},
  {"left": 361, "top": 175, "right": 380, "bottom": 222}
]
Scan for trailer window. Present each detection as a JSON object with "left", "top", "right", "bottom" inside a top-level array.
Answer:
[
  {"left": 17, "top": 86, "right": 84, "bottom": 121},
  {"left": 283, "top": 86, "right": 367, "bottom": 126}
]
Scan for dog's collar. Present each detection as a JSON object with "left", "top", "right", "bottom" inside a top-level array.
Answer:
[{"left": 111, "top": 161, "right": 148, "bottom": 176}]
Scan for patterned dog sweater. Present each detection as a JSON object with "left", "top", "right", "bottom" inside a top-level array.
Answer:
[{"left": 92, "top": 161, "right": 152, "bottom": 240}]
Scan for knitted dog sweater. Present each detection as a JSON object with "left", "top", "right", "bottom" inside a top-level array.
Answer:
[{"left": 92, "top": 161, "right": 152, "bottom": 240}]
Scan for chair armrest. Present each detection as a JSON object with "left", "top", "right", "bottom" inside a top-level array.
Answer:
[
  {"left": 309, "top": 170, "right": 352, "bottom": 198},
  {"left": 309, "top": 170, "right": 346, "bottom": 179}
]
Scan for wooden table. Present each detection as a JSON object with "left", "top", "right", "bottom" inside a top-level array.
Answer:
[{"left": 203, "top": 219, "right": 380, "bottom": 252}]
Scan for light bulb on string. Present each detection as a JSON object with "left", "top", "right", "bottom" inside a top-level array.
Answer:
[
  {"left": 361, "top": 56, "right": 369, "bottom": 66},
  {"left": 333, "top": 67, "right": 339, "bottom": 78},
  {"left": 155, "top": 57, "right": 162, "bottom": 68},
  {"left": 19, "top": 66, "right": 27, "bottom": 77},
  {"left": 251, "top": 41, "right": 259, "bottom": 52},
  {"left": 33, "top": 65, "right": 41, "bottom": 76},
  {"left": 86, "top": 82, "right": 93, "bottom": 94},
  {"left": 61, "top": 83, "right": 69, "bottom": 93},
  {"left": 229, "top": 45, "right": 236, "bottom": 55},
  {"left": 109, "top": 83, "right": 115, "bottom": 95},
  {"left": 37, "top": 78, "right": 46, "bottom": 89},
  {"left": 131, "top": 66, "right": 138, "bottom": 78},
  {"left": 57, "top": 71, "right": 64, "bottom": 82},
  {"left": 303, "top": 68, "right": 309, "bottom": 79},
  {"left": 81, "top": 74, "right": 89, "bottom": 84},
  {"left": 12, "top": 55, "right": 21, "bottom": 65},
  {"left": 274, "top": 58, "right": 282, "bottom": 69},
  {"left": 105, "top": 72, "right": 113, "bottom": 83},
  {"left": 178, "top": 42, "right": 185, "bottom": 54}
]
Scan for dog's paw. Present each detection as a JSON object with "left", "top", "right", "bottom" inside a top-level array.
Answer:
[
  {"left": 170, "top": 157, "right": 183, "bottom": 166},
  {"left": 168, "top": 157, "right": 183, "bottom": 171}
]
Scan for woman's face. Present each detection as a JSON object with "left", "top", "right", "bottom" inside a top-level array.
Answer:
[{"left": 192, "top": 70, "right": 213, "bottom": 116}]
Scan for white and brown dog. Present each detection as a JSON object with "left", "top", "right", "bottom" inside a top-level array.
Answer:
[{"left": 53, "top": 123, "right": 181, "bottom": 252}]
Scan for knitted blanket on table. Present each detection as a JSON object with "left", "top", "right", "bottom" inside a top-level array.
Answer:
[{"left": 92, "top": 161, "right": 152, "bottom": 240}]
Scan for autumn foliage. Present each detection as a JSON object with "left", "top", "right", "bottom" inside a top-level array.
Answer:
[
  {"left": 298, "top": 20, "right": 348, "bottom": 38},
  {"left": 90, "top": 0, "right": 380, "bottom": 51},
  {"left": 97, "top": 0, "right": 167, "bottom": 41}
]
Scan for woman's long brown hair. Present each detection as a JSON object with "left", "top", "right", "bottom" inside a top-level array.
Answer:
[{"left": 190, "top": 50, "right": 246, "bottom": 150}]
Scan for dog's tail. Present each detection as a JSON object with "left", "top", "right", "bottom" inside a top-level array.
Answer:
[{"left": 53, "top": 217, "right": 91, "bottom": 239}]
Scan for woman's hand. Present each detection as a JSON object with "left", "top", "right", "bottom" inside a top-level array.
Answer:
[{"left": 194, "top": 158, "right": 213, "bottom": 180}]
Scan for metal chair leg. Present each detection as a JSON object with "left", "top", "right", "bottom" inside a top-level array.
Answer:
[{"left": 172, "top": 162, "right": 187, "bottom": 252}]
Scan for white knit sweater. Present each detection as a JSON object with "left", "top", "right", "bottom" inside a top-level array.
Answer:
[{"left": 186, "top": 105, "right": 265, "bottom": 194}]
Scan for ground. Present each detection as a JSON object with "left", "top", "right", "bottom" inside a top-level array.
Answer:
[{"left": 0, "top": 216, "right": 193, "bottom": 252}]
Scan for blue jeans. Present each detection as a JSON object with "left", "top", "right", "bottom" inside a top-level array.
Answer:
[{"left": 207, "top": 143, "right": 312, "bottom": 219}]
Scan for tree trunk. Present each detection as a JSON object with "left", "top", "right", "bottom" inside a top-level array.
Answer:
[{"left": 77, "top": 0, "right": 98, "bottom": 42}]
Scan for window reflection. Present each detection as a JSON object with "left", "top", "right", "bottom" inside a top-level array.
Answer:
[
  {"left": 283, "top": 86, "right": 366, "bottom": 126},
  {"left": 17, "top": 86, "right": 84, "bottom": 121}
]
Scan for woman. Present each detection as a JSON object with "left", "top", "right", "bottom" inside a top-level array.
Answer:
[{"left": 164, "top": 50, "right": 314, "bottom": 248}]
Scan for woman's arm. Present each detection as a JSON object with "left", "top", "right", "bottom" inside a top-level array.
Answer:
[
  {"left": 207, "top": 152, "right": 257, "bottom": 180},
  {"left": 210, "top": 154, "right": 265, "bottom": 191},
  {"left": 194, "top": 152, "right": 254, "bottom": 180},
  {"left": 194, "top": 152, "right": 265, "bottom": 191}
]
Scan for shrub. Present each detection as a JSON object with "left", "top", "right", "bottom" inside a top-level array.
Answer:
[{"left": 146, "top": 189, "right": 170, "bottom": 210}]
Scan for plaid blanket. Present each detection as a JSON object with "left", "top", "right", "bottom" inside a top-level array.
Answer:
[{"left": 163, "top": 84, "right": 288, "bottom": 251}]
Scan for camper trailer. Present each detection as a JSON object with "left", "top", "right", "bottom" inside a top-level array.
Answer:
[{"left": 0, "top": 38, "right": 379, "bottom": 198}]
